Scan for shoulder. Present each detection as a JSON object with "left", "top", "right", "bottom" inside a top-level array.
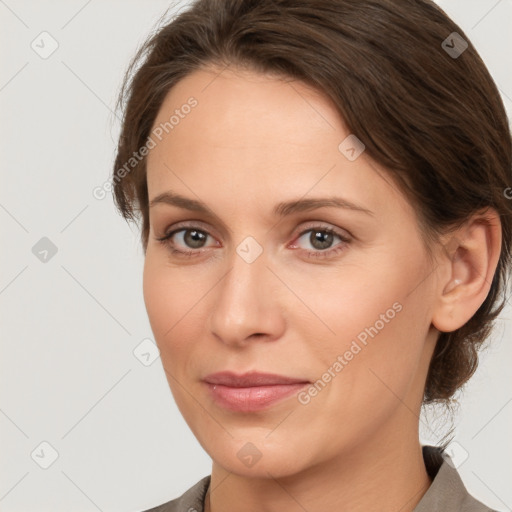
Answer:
[
  {"left": 415, "top": 446, "right": 497, "bottom": 512},
  {"left": 140, "top": 475, "right": 211, "bottom": 512}
]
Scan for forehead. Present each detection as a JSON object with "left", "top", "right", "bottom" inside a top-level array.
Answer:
[
  {"left": 145, "top": 66, "right": 410, "bottom": 223},
  {"left": 150, "top": 65, "right": 346, "bottom": 150}
]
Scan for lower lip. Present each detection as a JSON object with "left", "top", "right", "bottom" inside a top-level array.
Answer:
[{"left": 204, "top": 382, "right": 309, "bottom": 412}]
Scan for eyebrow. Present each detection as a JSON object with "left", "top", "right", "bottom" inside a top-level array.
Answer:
[{"left": 149, "top": 191, "right": 374, "bottom": 218}]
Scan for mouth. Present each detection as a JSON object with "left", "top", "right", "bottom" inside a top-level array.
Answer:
[{"left": 202, "top": 371, "right": 310, "bottom": 412}]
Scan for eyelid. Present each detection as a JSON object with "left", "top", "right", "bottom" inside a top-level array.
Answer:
[
  {"left": 293, "top": 220, "right": 352, "bottom": 240},
  {"left": 159, "top": 219, "right": 217, "bottom": 239}
]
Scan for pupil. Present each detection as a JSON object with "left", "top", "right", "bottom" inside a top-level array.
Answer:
[
  {"left": 185, "top": 230, "right": 206, "bottom": 248},
  {"left": 312, "top": 230, "right": 333, "bottom": 250}
]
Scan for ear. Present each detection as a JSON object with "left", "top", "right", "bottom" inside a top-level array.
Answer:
[{"left": 431, "top": 208, "right": 502, "bottom": 333}]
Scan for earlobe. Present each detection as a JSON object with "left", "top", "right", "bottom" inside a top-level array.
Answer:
[{"left": 431, "top": 209, "right": 502, "bottom": 333}]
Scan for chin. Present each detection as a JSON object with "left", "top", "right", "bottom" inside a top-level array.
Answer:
[
  {"left": 200, "top": 430, "right": 314, "bottom": 479},
  {"left": 215, "top": 452, "right": 303, "bottom": 479}
]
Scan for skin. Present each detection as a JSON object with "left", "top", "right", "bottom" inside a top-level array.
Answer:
[{"left": 142, "top": 65, "right": 502, "bottom": 512}]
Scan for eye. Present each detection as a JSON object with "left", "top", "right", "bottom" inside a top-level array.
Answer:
[
  {"left": 155, "top": 222, "right": 352, "bottom": 260},
  {"left": 290, "top": 225, "right": 351, "bottom": 259},
  {"left": 156, "top": 225, "right": 218, "bottom": 258}
]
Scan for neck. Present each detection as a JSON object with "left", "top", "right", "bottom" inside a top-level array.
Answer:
[{"left": 206, "top": 420, "right": 432, "bottom": 512}]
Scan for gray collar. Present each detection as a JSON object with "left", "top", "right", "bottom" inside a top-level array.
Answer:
[{"left": 413, "top": 445, "right": 494, "bottom": 511}]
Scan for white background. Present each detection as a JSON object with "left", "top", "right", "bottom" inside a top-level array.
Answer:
[{"left": 0, "top": 1, "right": 511, "bottom": 511}]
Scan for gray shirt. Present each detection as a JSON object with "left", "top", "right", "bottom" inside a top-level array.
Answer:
[{"left": 142, "top": 445, "right": 496, "bottom": 511}]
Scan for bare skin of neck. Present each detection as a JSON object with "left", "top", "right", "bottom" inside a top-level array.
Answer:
[{"left": 204, "top": 414, "right": 433, "bottom": 512}]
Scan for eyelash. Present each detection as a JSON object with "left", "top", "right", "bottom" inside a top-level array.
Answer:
[{"left": 155, "top": 223, "right": 351, "bottom": 260}]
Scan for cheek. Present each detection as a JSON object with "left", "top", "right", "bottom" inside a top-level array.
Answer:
[
  {"left": 296, "top": 252, "right": 430, "bottom": 401},
  {"left": 142, "top": 257, "right": 208, "bottom": 421},
  {"left": 143, "top": 257, "right": 171, "bottom": 340},
  {"left": 142, "top": 255, "right": 203, "bottom": 360},
  {"left": 283, "top": 258, "right": 410, "bottom": 355}
]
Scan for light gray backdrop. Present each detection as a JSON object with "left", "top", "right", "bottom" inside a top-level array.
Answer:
[{"left": 1, "top": 1, "right": 511, "bottom": 511}]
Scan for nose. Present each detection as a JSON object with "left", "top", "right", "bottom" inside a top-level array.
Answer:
[{"left": 208, "top": 243, "right": 286, "bottom": 347}]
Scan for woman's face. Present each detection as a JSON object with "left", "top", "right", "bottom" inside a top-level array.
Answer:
[{"left": 143, "top": 66, "right": 440, "bottom": 477}]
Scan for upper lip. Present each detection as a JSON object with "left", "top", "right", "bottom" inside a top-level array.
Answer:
[{"left": 203, "top": 371, "right": 310, "bottom": 387}]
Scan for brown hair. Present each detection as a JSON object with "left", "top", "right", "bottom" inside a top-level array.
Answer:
[{"left": 112, "top": 0, "right": 512, "bottom": 404}]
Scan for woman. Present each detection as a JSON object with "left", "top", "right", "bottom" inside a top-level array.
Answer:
[{"left": 111, "top": 0, "right": 511, "bottom": 510}]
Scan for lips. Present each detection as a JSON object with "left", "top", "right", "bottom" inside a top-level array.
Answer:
[
  {"left": 203, "top": 371, "right": 310, "bottom": 412},
  {"left": 203, "top": 371, "right": 309, "bottom": 387}
]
